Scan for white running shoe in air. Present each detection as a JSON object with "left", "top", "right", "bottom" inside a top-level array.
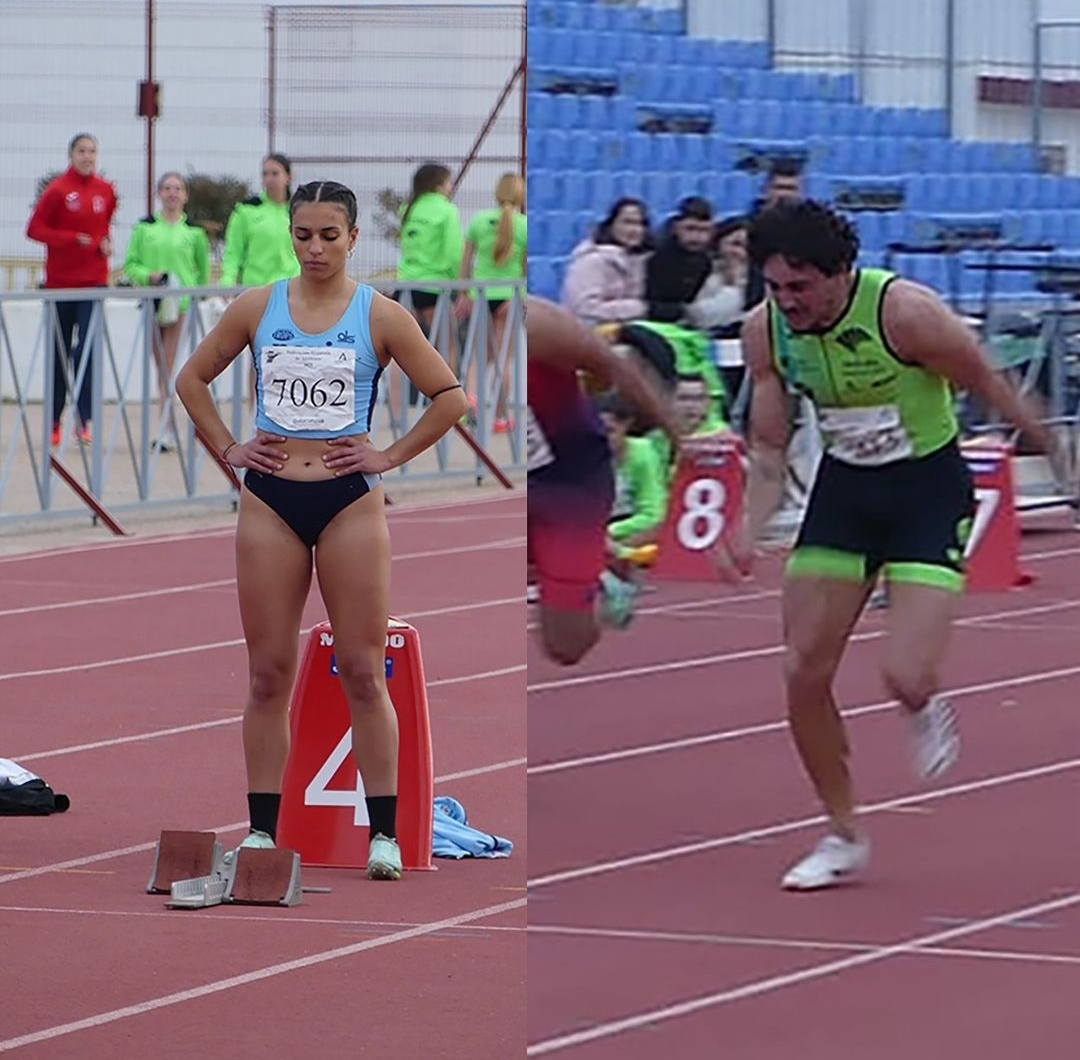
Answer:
[
  {"left": 781, "top": 833, "right": 870, "bottom": 891},
  {"left": 911, "top": 695, "right": 960, "bottom": 780}
]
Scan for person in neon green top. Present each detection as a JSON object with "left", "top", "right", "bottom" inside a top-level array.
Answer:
[
  {"left": 219, "top": 154, "right": 299, "bottom": 288},
  {"left": 393, "top": 163, "right": 464, "bottom": 416},
  {"left": 734, "top": 198, "right": 1062, "bottom": 891},
  {"left": 597, "top": 393, "right": 668, "bottom": 554},
  {"left": 122, "top": 171, "right": 210, "bottom": 414},
  {"left": 458, "top": 172, "right": 526, "bottom": 431},
  {"left": 220, "top": 154, "right": 300, "bottom": 410}
]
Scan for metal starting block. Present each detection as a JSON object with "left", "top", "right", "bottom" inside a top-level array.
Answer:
[
  {"left": 147, "top": 830, "right": 222, "bottom": 894},
  {"left": 225, "top": 847, "right": 303, "bottom": 907},
  {"left": 150, "top": 832, "right": 304, "bottom": 909}
]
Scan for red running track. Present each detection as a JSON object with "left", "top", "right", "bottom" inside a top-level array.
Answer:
[
  {"left": 527, "top": 515, "right": 1080, "bottom": 1058},
  {"left": 0, "top": 493, "right": 525, "bottom": 1059}
]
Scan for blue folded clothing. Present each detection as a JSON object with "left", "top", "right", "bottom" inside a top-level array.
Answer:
[{"left": 432, "top": 796, "right": 513, "bottom": 859}]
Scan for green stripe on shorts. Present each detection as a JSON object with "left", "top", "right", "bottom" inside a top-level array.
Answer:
[
  {"left": 786, "top": 546, "right": 867, "bottom": 582},
  {"left": 884, "top": 561, "right": 965, "bottom": 593}
]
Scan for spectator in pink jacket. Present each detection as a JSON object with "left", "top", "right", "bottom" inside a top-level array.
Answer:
[{"left": 560, "top": 198, "right": 651, "bottom": 329}]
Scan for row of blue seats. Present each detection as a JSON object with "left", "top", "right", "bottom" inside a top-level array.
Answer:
[
  {"left": 530, "top": 2, "right": 687, "bottom": 38},
  {"left": 528, "top": 203, "right": 1080, "bottom": 263},
  {"left": 527, "top": 169, "right": 1080, "bottom": 228},
  {"left": 529, "top": 64, "right": 856, "bottom": 107},
  {"left": 529, "top": 129, "right": 1039, "bottom": 177},
  {"left": 530, "top": 29, "right": 769, "bottom": 70},
  {"left": 528, "top": 91, "right": 950, "bottom": 140},
  {"left": 527, "top": 251, "right": 1060, "bottom": 305}
]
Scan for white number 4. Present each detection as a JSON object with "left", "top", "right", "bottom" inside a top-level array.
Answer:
[
  {"left": 963, "top": 487, "right": 1000, "bottom": 559},
  {"left": 304, "top": 732, "right": 369, "bottom": 825}
]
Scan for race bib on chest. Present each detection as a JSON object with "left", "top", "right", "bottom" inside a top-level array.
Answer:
[
  {"left": 259, "top": 345, "right": 356, "bottom": 432},
  {"left": 819, "top": 404, "right": 913, "bottom": 466},
  {"left": 526, "top": 405, "right": 555, "bottom": 472}
]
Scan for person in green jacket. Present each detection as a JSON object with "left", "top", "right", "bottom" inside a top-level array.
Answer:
[
  {"left": 123, "top": 171, "right": 210, "bottom": 419},
  {"left": 597, "top": 392, "right": 668, "bottom": 555},
  {"left": 614, "top": 320, "right": 731, "bottom": 481},
  {"left": 457, "top": 172, "right": 526, "bottom": 431},
  {"left": 393, "top": 163, "right": 464, "bottom": 417},
  {"left": 220, "top": 153, "right": 300, "bottom": 408},
  {"left": 219, "top": 154, "right": 299, "bottom": 288}
]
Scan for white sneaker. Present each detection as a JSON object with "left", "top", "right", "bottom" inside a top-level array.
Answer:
[
  {"left": 781, "top": 833, "right": 870, "bottom": 891},
  {"left": 911, "top": 695, "right": 960, "bottom": 779},
  {"left": 222, "top": 829, "right": 275, "bottom": 866}
]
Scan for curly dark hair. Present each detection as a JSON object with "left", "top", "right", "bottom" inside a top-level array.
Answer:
[{"left": 747, "top": 198, "right": 859, "bottom": 276}]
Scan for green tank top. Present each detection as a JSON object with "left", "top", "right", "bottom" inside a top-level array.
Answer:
[{"left": 768, "top": 268, "right": 958, "bottom": 465}]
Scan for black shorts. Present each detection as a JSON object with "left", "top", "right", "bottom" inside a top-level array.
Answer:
[
  {"left": 788, "top": 440, "right": 975, "bottom": 591},
  {"left": 394, "top": 290, "right": 440, "bottom": 311},
  {"left": 244, "top": 469, "right": 381, "bottom": 549}
]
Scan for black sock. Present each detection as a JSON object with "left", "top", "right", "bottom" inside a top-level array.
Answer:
[
  {"left": 365, "top": 795, "right": 398, "bottom": 840},
  {"left": 247, "top": 792, "right": 281, "bottom": 841}
]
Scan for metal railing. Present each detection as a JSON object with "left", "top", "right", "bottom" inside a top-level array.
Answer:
[{"left": 0, "top": 279, "right": 524, "bottom": 528}]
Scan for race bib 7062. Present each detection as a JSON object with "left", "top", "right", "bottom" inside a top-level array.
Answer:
[{"left": 259, "top": 345, "right": 356, "bottom": 433}]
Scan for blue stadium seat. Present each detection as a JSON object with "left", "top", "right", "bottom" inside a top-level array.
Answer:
[
  {"left": 596, "top": 131, "right": 627, "bottom": 170},
  {"left": 560, "top": 3, "right": 585, "bottom": 31},
  {"left": 1065, "top": 212, "right": 1080, "bottom": 249},
  {"left": 552, "top": 95, "right": 582, "bottom": 128},
  {"left": 527, "top": 93, "right": 555, "bottom": 130},
  {"left": 586, "top": 171, "right": 617, "bottom": 216},
  {"left": 571, "top": 29, "right": 604, "bottom": 68},
  {"left": 627, "top": 132, "right": 652, "bottom": 170},
  {"left": 546, "top": 211, "right": 574, "bottom": 256},
  {"left": 560, "top": 170, "right": 591, "bottom": 214},
  {"left": 528, "top": 257, "right": 556, "bottom": 299},
  {"left": 656, "top": 7, "right": 685, "bottom": 35},
  {"left": 568, "top": 130, "right": 600, "bottom": 172},
  {"left": 618, "top": 32, "right": 650, "bottom": 64},
  {"left": 854, "top": 212, "right": 884, "bottom": 252},
  {"left": 527, "top": 169, "right": 561, "bottom": 214},
  {"left": 612, "top": 170, "right": 646, "bottom": 202},
  {"left": 579, "top": 96, "right": 607, "bottom": 131},
  {"left": 582, "top": 2, "right": 613, "bottom": 32},
  {"left": 1037, "top": 175, "right": 1063, "bottom": 210}
]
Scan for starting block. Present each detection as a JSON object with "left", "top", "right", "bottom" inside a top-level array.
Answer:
[
  {"left": 225, "top": 847, "right": 302, "bottom": 907},
  {"left": 147, "top": 830, "right": 303, "bottom": 909},
  {"left": 146, "top": 830, "right": 221, "bottom": 894}
]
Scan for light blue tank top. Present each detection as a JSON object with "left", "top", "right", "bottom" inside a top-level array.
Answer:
[{"left": 252, "top": 279, "right": 383, "bottom": 439}]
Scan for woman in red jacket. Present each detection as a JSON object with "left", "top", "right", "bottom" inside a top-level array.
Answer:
[{"left": 26, "top": 133, "right": 117, "bottom": 446}]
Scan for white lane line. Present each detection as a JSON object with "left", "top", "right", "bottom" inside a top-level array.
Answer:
[
  {"left": 0, "top": 897, "right": 526, "bottom": 1053},
  {"left": 0, "top": 755, "right": 525, "bottom": 888},
  {"left": 526, "top": 598, "right": 1080, "bottom": 694},
  {"left": 15, "top": 660, "right": 525, "bottom": 763},
  {"left": 0, "top": 596, "right": 523, "bottom": 686},
  {"left": 527, "top": 658, "right": 1080, "bottom": 776},
  {"left": 0, "top": 491, "right": 523, "bottom": 565},
  {"left": 527, "top": 756, "right": 1080, "bottom": 890},
  {"left": 525, "top": 889, "right": 1080, "bottom": 1055},
  {"left": 528, "top": 923, "right": 1080, "bottom": 967}
]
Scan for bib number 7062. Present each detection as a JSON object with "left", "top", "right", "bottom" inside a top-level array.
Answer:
[{"left": 676, "top": 477, "right": 727, "bottom": 551}]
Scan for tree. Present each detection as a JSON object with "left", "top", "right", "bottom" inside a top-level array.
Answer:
[
  {"left": 182, "top": 171, "right": 255, "bottom": 248},
  {"left": 374, "top": 186, "right": 406, "bottom": 245}
]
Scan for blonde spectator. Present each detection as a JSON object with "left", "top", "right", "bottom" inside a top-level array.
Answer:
[
  {"left": 457, "top": 172, "right": 526, "bottom": 431},
  {"left": 560, "top": 197, "right": 651, "bottom": 329},
  {"left": 123, "top": 171, "right": 210, "bottom": 437}
]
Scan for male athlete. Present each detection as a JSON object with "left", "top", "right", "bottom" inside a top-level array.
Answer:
[
  {"left": 528, "top": 297, "right": 679, "bottom": 664},
  {"left": 737, "top": 199, "right": 1063, "bottom": 889}
]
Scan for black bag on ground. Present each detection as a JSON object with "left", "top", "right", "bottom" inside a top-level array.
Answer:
[{"left": 0, "top": 759, "right": 70, "bottom": 815}]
